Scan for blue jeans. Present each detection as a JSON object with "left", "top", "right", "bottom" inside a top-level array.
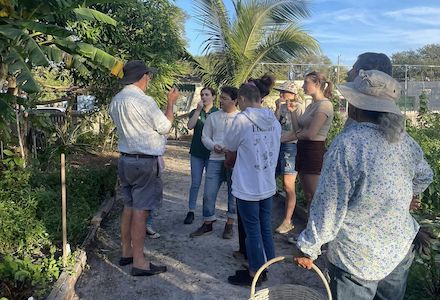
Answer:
[
  {"left": 188, "top": 155, "right": 209, "bottom": 211},
  {"left": 237, "top": 197, "right": 275, "bottom": 273},
  {"left": 329, "top": 245, "right": 415, "bottom": 300},
  {"left": 146, "top": 213, "right": 153, "bottom": 226},
  {"left": 202, "top": 160, "right": 235, "bottom": 221}
]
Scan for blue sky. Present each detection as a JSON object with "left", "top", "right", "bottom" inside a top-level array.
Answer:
[{"left": 174, "top": 0, "right": 440, "bottom": 66}]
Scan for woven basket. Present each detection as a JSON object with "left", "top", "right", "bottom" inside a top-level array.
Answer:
[{"left": 249, "top": 256, "right": 332, "bottom": 300}]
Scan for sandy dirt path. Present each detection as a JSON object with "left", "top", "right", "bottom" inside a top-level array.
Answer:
[{"left": 75, "top": 140, "right": 328, "bottom": 300}]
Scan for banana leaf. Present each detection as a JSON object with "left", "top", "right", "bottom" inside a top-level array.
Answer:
[
  {"left": 73, "top": 7, "right": 117, "bottom": 26},
  {"left": 4, "top": 49, "right": 41, "bottom": 93}
]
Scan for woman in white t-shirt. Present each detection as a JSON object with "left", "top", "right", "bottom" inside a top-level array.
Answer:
[{"left": 296, "top": 71, "right": 334, "bottom": 210}]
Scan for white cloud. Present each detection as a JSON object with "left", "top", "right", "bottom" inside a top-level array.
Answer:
[
  {"left": 384, "top": 6, "right": 440, "bottom": 26},
  {"left": 304, "top": 8, "right": 373, "bottom": 26}
]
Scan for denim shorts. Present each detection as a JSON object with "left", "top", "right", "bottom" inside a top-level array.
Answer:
[{"left": 276, "top": 143, "right": 297, "bottom": 175}]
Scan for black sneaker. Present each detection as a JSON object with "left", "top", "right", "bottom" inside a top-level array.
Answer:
[
  {"left": 189, "top": 222, "right": 213, "bottom": 237},
  {"left": 235, "top": 269, "right": 267, "bottom": 282},
  {"left": 228, "top": 270, "right": 262, "bottom": 287},
  {"left": 184, "top": 212, "right": 194, "bottom": 224}
]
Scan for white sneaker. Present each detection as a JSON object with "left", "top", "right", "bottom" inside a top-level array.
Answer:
[
  {"left": 146, "top": 225, "right": 160, "bottom": 239},
  {"left": 287, "top": 236, "right": 297, "bottom": 244}
]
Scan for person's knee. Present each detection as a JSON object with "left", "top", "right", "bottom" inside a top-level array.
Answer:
[
  {"left": 304, "top": 192, "right": 314, "bottom": 202},
  {"left": 190, "top": 180, "right": 201, "bottom": 189},
  {"left": 284, "top": 184, "right": 296, "bottom": 195}
]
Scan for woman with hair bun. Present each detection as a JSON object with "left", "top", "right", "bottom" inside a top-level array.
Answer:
[
  {"left": 227, "top": 74, "right": 275, "bottom": 269},
  {"left": 225, "top": 79, "right": 281, "bottom": 286},
  {"left": 247, "top": 73, "right": 275, "bottom": 99}
]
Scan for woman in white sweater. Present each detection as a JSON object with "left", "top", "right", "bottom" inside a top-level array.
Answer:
[{"left": 225, "top": 83, "right": 281, "bottom": 286}]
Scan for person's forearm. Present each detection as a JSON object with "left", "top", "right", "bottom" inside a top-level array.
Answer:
[
  {"left": 281, "top": 131, "right": 297, "bottom": 143},
  {"left": 274, "top": 108, "right": 281, "bottom": 121},
  {"left": 297, "top": 130, "right": 310, "bottom": 140},
  {"left": 165, "top": 103, "right": 174, "bottom": 123},
  {"left": 187, "top": 109, "right": 201, "bottom": 129}
]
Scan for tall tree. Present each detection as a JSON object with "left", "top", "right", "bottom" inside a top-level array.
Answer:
[
  {"left": 70, "top": 0, "right": 189, "bottom": 106},
  {"left": 193, "top": 0, "right": 319, "bottom": 87},
  {"left": 391, "top": 44, "right": 440, "bottom": 81}
]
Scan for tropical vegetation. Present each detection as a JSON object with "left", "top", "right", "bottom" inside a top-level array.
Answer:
[
  {"left": 0, "top": 0, "right": 187, "bottom": 298},
  {"left": 192, "top": 0, "right": 319, "bottom": 88}
]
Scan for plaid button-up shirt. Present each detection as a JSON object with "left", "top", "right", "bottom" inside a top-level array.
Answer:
[{"left": 109, "top": 85, "right": 171, "bottom": 156}]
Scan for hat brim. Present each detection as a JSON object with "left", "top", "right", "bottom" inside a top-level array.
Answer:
[
  {"left": 119, "top": 67, "right": 158, "bottom": 85},
  {"left": 337, "top": 83, "right": 402, "bottom": 115},
  {"left": 273, "top": 87, "right": 297, "bottom": 94}
]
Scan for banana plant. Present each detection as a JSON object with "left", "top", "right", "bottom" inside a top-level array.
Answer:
[
  {"left": 0, "top": 0, "right": 124, "bottom": 94},
  {"left": 0, "top": 0, "right": 124, "bottom": 158}
]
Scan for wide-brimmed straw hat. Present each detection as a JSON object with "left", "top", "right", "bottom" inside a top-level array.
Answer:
[
  {"left": 337, "top": 70, "right": 402, "bottom": 115},
  {"left": 274, "top": 81, "right": 298, "bottom": 94},
  {"left": 120, "top": 60, "right": 158, "bottom": 85}
]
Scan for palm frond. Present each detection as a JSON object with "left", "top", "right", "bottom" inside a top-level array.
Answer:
[
  {"left": 234, "top": 26, "right": 319, "bottom": 84},
  {"left": 193, "top": 0, "right": 317, "bottom": 87},
  {"left": 2, "top": 20, "right": 73, "bottom": 38},
  {"left": 194, "top": 0, "right": 231, "bottom": 54},
  {"left": 230, "top": 0, "right": 310, "bottom": 59},
  {"left": 51, "top": 39, "right": 121, "bottom": 71},
  {"left": 262, "top": 0, "right": 310, "bottom": 24}
]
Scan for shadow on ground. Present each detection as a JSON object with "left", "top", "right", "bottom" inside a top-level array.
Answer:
[{"left": 74, "top": 141, "right": 328, "bottom": 300}]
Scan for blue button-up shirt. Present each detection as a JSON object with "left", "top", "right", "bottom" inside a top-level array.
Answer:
[{"left": 297, "top": 122, "right": 433, "bottom": 280}]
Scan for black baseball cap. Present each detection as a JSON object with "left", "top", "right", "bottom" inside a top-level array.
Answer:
[{"left": 120, "top": 60, "right": 158, "bottom": 85}]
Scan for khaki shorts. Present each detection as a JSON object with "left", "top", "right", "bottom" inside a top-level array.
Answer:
[{"left": 118, "top": 155, "right": 163, "bottom": 211}]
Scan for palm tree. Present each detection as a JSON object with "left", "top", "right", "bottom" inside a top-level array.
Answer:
[{"left": 193, "top": 0, "right": 320, "bottom": 87}]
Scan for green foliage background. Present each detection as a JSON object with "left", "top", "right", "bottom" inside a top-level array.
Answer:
[
  {"left": 0, "top": 163, "right": 117, "bottom": 298},
  {"left": 69, "top": 0, "right": 189, "bottom": 107}
]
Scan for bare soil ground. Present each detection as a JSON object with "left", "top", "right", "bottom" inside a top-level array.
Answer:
[{"left": 75, "top": 140, "right": 328, "bottom": 300}]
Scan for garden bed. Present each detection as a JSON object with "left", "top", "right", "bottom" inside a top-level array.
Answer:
[{"left": 0, "top": 153, "right": 118, "bottom": 299}]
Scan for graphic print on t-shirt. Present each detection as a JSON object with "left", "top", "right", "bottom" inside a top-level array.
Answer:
[{"left": 252, "top": 125, "right": 276, "bottom": 171}]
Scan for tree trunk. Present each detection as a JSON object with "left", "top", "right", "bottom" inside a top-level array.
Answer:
[{"left": 7, "top": 76, "right": 26, "bottom": 167}]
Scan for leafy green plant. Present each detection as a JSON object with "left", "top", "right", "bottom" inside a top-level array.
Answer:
[
  {"left": 405, "top": 112, "right": 440, "bottom": 299},
  {"left": 326, "top": 93, "right": 345, "bottom": 146},
  {"left": 419, "top": 91, "right": 429, "bottom": 116},
  {"left": 0, "top": 247, "right": 62, "bottom": 299},
  {"left": 0, "top": 154, "right": 116, "bottom": 298},
  {"left": 1, "top": 149, "right": 24, "bottom": 169}
]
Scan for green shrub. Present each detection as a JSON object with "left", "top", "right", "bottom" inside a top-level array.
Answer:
[
  {"left": 32, "top": 165, "right": 117, "bottom": 245},
  {"left": 0, "top": 248, "right": 61, "bottom": 299},
  {"left": 0, "top": 170, "right": 51, "bottom": 256},
  {"left": 405, "top": 112, "right": 440, "bottom": 299},
  {"left": 0, "top": 158, "right": 117, "bottom": 298}
]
